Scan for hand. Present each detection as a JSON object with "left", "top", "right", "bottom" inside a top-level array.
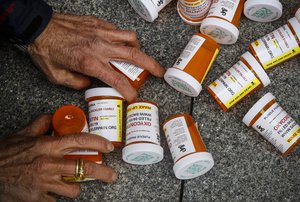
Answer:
[
  {"left": 0, "top": 114, "right": 117, "bottom": 202},
  {"left": 27, "top": 13, "right": 165, "bottom": 101}
]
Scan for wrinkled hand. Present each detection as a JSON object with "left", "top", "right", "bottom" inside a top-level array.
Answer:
[
  {"left": 28, "top": 13, "right": 165, "bottom": 101},
  {"left": 0, "top": 115, "right": 117, "bottom": 202}
]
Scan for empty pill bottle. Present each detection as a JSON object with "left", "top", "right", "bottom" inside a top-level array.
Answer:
[
  {"left": 163, "top": 114, "right": 214, "bottom": 180},
  {"left": 110, "top": 61, "right": 149, "bottom": 89},
  {"left": 122, "top": 101, "right": 164, "bottom": 165},
  {"left": 127, "top": 0, "right": 173, "bottom": 22},
  {"left": 85, "top": 88, "right": 124, "bottom": 148},
  {"left": 200, "top": 0, "right": 244, "bottom": 45},
  {"left": 243, "top": 93, "right": 300, "bottom": 156},
  {"left": 164, "top": 33, "right": 220, "bottom": 97},
  {"left": 207, "top": 52, "right": 271, "bottom": 112},
  {"left": 249, "top": 17, "right": 300, "bottom": 70},
  {"left": 244, "top": 0, "right": 282, "bottom": 23},
  {"left": 177, "top": 0, "right": 212, "bottom": 26},
  {"left": 52, "top": 105, "right": 102, "bottom": 182}
]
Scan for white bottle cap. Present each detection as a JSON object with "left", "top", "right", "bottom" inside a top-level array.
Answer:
[
  {"left": 200, "top": 18, "right": 239, "bottom": 45},
  {"left": 177, "top": 1, "right": 202, "bottom": 26},
  {"left": 173, "top": 152, "right": 214, "bottom": 180},
  {"left": 128, "top": 0, "right": 158, "bottom": 22},
  {"left": 243, "top": 92, "right": 275, "bottom": 127},
  {"left": 242, "top": 52, "right": 271, "bottom": 87},
  {"left": 288, "top": 17, "right": 300, "bottom": 41},
  {"left": 122, "top": 143, "right": 164, "bottom": 165},
  {"left": 244, "top": 0, "right": 283, "bottom": 22},
  {"left": 295, "top": 8, "right": 300, "bottom": 21},
  {"left": 85, "top": 87, "right": 124, "bottom": 100},
  {"left": 164, "top": 68, "right": 202, "bottom": 97}
]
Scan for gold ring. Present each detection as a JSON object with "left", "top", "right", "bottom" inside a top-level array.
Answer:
[{"left": 75, "top": 159, "right": 85, "bottom": 180}]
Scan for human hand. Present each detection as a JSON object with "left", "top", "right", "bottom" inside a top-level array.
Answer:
[
  {"left": 0, "top": 114, "right": 117, "bottom": 202},
  {"left": 27, "top": 13, "right": 165, "bottom": 101}
]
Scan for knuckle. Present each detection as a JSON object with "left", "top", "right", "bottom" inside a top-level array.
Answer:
[
  {"left": 113, "top": 74, "right": 127, "bottom": 89},
  {"left": 71, "top": 134, "right": 89, "bottom": 146},
  {"left": 128, "top": 47, "right": 139, "bottom": 60},
  {"left": 32, "top": 156, "right": 50, "bottom": 173}
]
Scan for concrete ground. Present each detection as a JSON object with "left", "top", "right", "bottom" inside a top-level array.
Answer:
[{"left": 0, "top": 0, "right": 299, "bottom": 201}]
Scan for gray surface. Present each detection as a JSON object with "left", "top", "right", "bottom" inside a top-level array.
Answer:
[{"left": 0, "top": 0, "right": 299, "bottom": 201}]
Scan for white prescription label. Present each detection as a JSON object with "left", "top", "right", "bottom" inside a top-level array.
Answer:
[
  {"left": 178, "top": 0, "right": 212, "bottom": 20},
  {"left": 163, "top": 117, "right": 196, "bottom": 162},
  {"left": 126, "top": 102, "right": 160, "bottom": 145},
  {"left": 88, "top": 99, "right": 123, "bottom": 142},
  {"left": 173, "top": 35, "right": 206, "bottom": 71},
  {"left": 207, "top": 0, "right": 240, "bottom": 22},
  {"left": 253, "top": 103, "right": 300, "bottom": 153},
  {"left": 111, "top": 61, "right": 144, "bottom": 81},
  {"left": 209, "top": 60, "right": 261, "bottom": 109},
  {"left": 251, "top": 25, "right": 300, "bottom": 69},
  {"left": 152, "top": 0, "right": 173, "bottom": 12}
]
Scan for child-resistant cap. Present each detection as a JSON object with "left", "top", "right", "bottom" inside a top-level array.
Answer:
[
  {"left": 85, "top": 87, "right": 124, "bottom": 100},
  {"left": 122, "top": 143, "right": 164, "bottom": 165},
  {"left": 177, "top": 1, "right": 202, "bottom": 26},
  {"left": 243, "top": 92, "right": 275, "bottom": 126},
  {"left": 164, "top": 68, "right": 203, "bottom": 97},
  {"left": 242, "top": 52, "right": 271, "bottom": 87},
  {"left": 173, "top": 152, "right": 214, "bottom": 180},
  {"left": 244, "top": 0, "right": 283, "bottom": 22},
  {"left": 288, "top": 17, "right": 300, "bottom": 40},
  {"left": 200, "top": 18, "right": 239, "bottom": 45},
  {"left": 128, "top": 0, "right": 158, "bottom": 22}
]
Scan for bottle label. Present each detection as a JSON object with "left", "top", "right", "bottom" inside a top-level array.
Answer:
[
  {"left": 152, "top": 0, "right": 173, "bottom": 12},
  {"left": 163, "top": 116, "right": 196, "bottom": 162},
  {"left": 253, "top": 103, "right": 300, "bottom": 153},
  {"left": 178, "top": 0, "right": 212, "bottom": 20},
  {"left": 126, "top": 102, "right": 160, "bottom": 145},
  {"left": 251, "top": 24, "right": 300, "bottom": 69},
  {"left": 88, "top": 99, "right": 123, "bottom": 142},
  {"left": 209, "top": 60, "right": 261, "bottom": 109},
  {"left": 207, "top": 0, "right": 240, "bottom": 22},
  {"left": 111, "top": 61, "right": 144, "bottom": 81},
  {"left": 173, "top": 35, "right": 206, "bottom": 71}
]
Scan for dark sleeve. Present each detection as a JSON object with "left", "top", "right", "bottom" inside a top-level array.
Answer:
[{"left": 0, "top": 0, "right": 53, "bottom": 44}]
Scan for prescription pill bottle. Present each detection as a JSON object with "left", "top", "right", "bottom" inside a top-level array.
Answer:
[
  {"left": 208, "top": 52, "right": 271, "bottom": 112},
  {"left": 128, "top": 0, "right": 173, "bottom": 22},
  {"left": 177, "top": 0, "right": 212, "bottom": 26},
  {"left": 52, "top": 105, "right": 102, "bottom": 182},
  {"left": 110, "top": 61, "right": 149, "bottom": 89},
  {"left": 244, "top": 0, "right": 282, "bottom": 22},
  {"left": 249, "top": 17, "right": 300, "bottom": 70},
  {"left": 163, "top": 114, "right": 214, "bottom": 180},
  {"left": 243, "top": 93, "right": 300, "bottom": 156},
  {"left": 122, "top": 101, "right": 164, "bottom": 165},
  {"left": 85, "top": 88, "right": 124, "bottom": 148},
  {"left": 164, "top": 33, "right": 220, "bottom": 97},
  {"left": 200, "top": 0, "right": 244, "bottom": 44}
]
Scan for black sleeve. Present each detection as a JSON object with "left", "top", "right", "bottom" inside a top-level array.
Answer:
[{"left": 0, "top": 0, "right": 53, "bottom": 44}]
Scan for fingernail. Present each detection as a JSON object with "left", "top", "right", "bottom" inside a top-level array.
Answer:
[{"left": 107, "top": 143, "right": 114, "bottom": 152}]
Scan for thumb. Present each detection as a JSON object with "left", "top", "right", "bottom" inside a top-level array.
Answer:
[{"left": 16, "top": 114, "right": 52, "bottom": 137}]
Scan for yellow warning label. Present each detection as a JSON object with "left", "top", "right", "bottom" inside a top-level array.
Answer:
[
  {"left": 287, "top": 127, "right": 300, "bottom": 144},
  {"left": 117, "top": 100, "right": 123, "bottom": 142}
]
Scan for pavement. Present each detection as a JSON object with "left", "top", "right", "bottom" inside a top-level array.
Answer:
[{"left": 0, "top": 0, "right": 299, "bottom": 201}]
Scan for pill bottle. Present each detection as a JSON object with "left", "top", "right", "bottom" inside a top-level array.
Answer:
[
  {"left": 164, "top": 33, "right": 220, "bottom": 97},
  {"left": 85, "top": 88, "right": 124, "bottom": 148},
  {"left": 177, "top": 0, "right": 212, "bottom": 26},
  {"left": 244, "top": 0, "right": 282, "bottom": 22},
  {"left": 110, "top": 61, "right": 149, "bottom": 89},
  {"left": 208, "top": 52, "right": 271, "bottom": 112},
  {"left": 127, "top": 0, "right": 173, "bottom": 22},
  {"left": 163, "top": 114, "right": 214, "bottom": 180},
  {"left": 52, "top": 105, "right": 102, "bottom": 182},
  {"left": 243, "top": 93, "right": 300, "bottom": 156},
  {"left": 122, "top": 101, "right": 164, "bottom": 165},
  {"left": 249, "top": 17, "right": 300, "bottom": 70},
  {"left": 200, "top": 0, "right": 244, "bottom": 44}
]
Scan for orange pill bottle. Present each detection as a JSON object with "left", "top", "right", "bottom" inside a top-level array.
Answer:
[
  {"left": 249, "top": 17, "right": 300, "bottom": 70},
  {"left": 200, "top": 0, "right": 244, "bottom": 44},
  {"left": 177, "top": 0, "right": 212, "bottom": 26},
  {"left": 164, "top": 33, "right": 220, "bottom": 97},
  {"left": 85, "top": 87, "right": 124, "bottom": 148},
  {"left": 110, "top": 61, "right": 149, "bottom": 89},
  {"left": 243, "top": 93, "right": 300, "bottom": 156},
  {"left": 163, "top": 114, "right": 214, "bottom": 180}
]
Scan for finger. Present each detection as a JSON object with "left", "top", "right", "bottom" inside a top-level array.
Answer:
[
  {"left": 40, "top": 194, "right": 56, "bottom": 202},
  {"left": 83, "top": 161, "right": 117, "bottom": 183},
  {"left": 45, "top": 181, "right": 80, "bottom": 199},
  {"left": 16, "top": 114, "right": 52, "bottom": 137},
  {"left": 109, "top": 45, "right": 165, "bottom": 77}
]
